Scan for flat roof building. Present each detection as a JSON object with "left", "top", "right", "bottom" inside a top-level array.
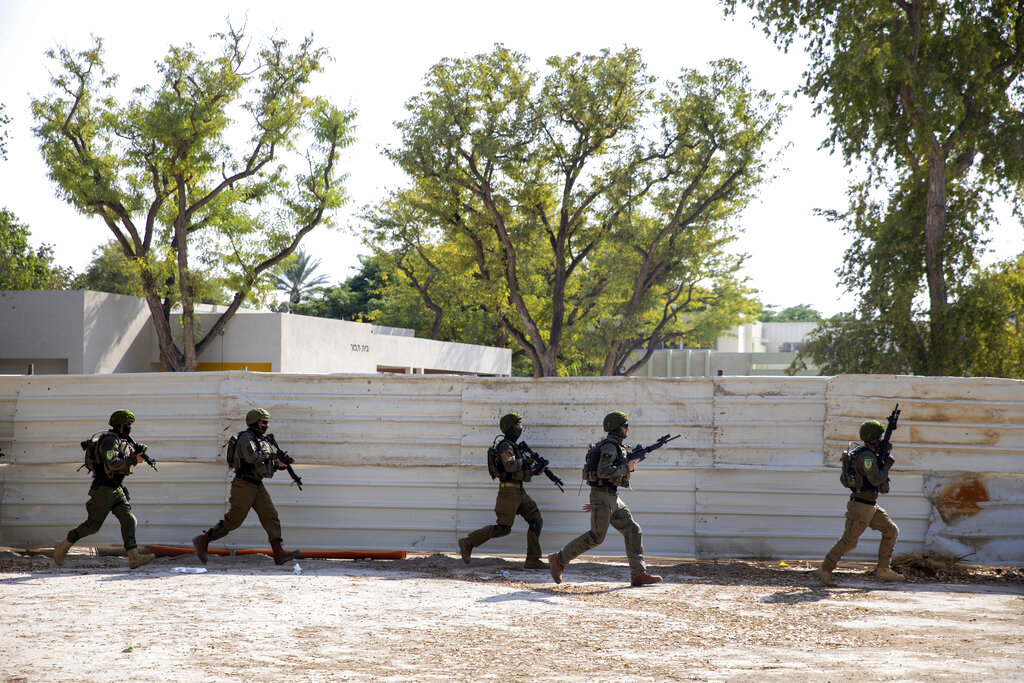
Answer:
[{"left": 0, "top": 290, "right": 511, "bottom": 376}]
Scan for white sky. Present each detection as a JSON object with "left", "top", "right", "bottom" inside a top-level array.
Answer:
[{"left": 1, "top": 0, "right": 1021, "bottom": 317}]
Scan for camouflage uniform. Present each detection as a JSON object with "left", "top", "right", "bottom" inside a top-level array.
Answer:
[
  {"left": 819, "top": 421, "right": 904, "bottom": 585},
  {"left": 192, "top": 409, "right": 300, "bottom": 565},
  {"left": 54, "top": 410, "right": 154, "bottom": 569},
  {"left": 550, "top": 412, "right": 661, "bottom": 586},
  {"left": 459, "top": 413, "right": 545, "bottom": 568}
]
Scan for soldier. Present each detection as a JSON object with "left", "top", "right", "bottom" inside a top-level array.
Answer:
[
  {"left": 549, "top": 411, "right": 662, "bottom": 587},
  {"left": 53, "top": 409, "right": 155, "bottom": 569},
  {"left": 817, "top": 419, "right": 906, "bottom": 586},
  {"left": 191, "top": 408, "right": 301, "bottom": 565},
  {"left": 459, "top": 412, "right": 547, "bottom": 569}
]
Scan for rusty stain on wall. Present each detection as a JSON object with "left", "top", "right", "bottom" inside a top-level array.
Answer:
[{"left": 933, "top": 474, "right": 990, "bottom": 526}]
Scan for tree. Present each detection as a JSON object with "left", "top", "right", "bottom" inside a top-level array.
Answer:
[
  {"left": 370, "top": 46, "right": 783, "bottom": 377},
  {"left": 73, "top": 239, "right": 230, "bottom": 304},
  {"left": 0, "top": 102, "right": 10, "bottom": 160},
  {"left": 32, "top": 26, "right": 355, "bottom": 371},
  {"left": 273, "top": 246, "right": 330, "bottom": 306},
  {"left": 952, "top": 254, "right": 1024, "bottom": 378},
  {"left": 0, "top": 209, "right": 75, "bottom": 290},
  {"left": 724, "top": 0, "right": 1024, "bottom": 374},
  {"left": 758, "top": 303, "right": 823, "bottom": 322},
  {"left": 285, "top": 256, "right": 386, "bottom": 321}
]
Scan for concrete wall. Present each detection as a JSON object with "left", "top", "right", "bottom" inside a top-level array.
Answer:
[{"left": 0, "top": 372, "right": 1020, "bottom": 565}]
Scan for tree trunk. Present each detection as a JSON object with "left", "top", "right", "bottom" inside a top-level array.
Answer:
[{"left": 924, "top": 147, "right": 950, "bottom": 375}]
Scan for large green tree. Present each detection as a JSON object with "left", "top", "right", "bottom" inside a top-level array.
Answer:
[
  {"left": 32, "top": 26, "right": 355, "bottom": 371},
  {"left": 73, "top": 239, "right": 230, "bottom": 304},
  {"left": 368, "top": 46, "right": 782, "bottom": 377},
  {"left": 0, "top": 209, "right": 75, "bottom": 290},
  {"left": 725, "top": 0, "right": 1024, "bottom": 374}
]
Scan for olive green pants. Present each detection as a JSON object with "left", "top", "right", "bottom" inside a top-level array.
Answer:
[
  {"left": 67, "top": 484, "right": 139, "bottom": 551},
  {"left": 557, "top": 486, "right": 647, "bottom": 577},
  {"left": 207, "top": 478, "right": 283, "bottom": 543},
  {"left": 467, "top": 484, "right": 543, "bottom": 560},
  {"left": 825, "top": 499, "right": 899, "bottom": 566}
]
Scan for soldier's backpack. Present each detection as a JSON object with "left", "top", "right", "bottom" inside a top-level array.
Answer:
[
  {"left": 225, "top": 433, "right": 240, "bottom": 470},
  {"left": 581, "top": 440, "right": 608, "bottom": 483},
  {"left": 486, "top": 436, "right": 505, "bottom": 479},
  {"left": 79, "top": 431, "right": 113, "bottom": 474},
  {"left": 839, "top": 443, "right": 867, "bottom": 490}
]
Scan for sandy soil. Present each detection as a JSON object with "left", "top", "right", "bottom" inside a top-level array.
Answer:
[{"left": 1, "top": 547, "right": 1022, "bottom": 682}]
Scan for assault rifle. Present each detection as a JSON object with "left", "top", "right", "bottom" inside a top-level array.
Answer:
[
  {"left": 876, "top": 404, "right": 900, "bottom": 468},
  {"left": 125, "top": 434, "right": 158, "bottom": 471},
  {"left": 266, "top": 434, "right": 303, "bottom": 491},
  {"left": 626, "top": 434, "right": 681, "bottom": 464},
  {"left": 518, "top": 442, "right": 565, "bottom": 492}
]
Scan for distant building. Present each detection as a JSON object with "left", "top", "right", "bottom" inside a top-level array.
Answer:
[
  {"left": 630, "top": 321, "right": 821, "bottom": 377},
  {"left": 0, "top": 290, "right": 511, "bottom": 376}
]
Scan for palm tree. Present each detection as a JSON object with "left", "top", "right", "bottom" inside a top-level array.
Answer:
[{"left": 274, "top": 248, "right": 330, "bottom": 305}]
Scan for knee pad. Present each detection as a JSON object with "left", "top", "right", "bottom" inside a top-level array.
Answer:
[
  {"left": 492, "top": 524, "right": 513, "bottom": 538},
  {"left": 528, "top": 517, "right": 543, "bottom": 536}
]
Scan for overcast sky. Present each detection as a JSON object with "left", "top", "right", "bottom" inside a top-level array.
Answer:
[{"left": 2, "top": 0, "right": 1020, "bottom": 316}]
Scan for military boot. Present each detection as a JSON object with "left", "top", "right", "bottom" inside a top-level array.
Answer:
[
  {"left": 523, "top": 556, "right": 547, "bottom": 569},
  {"left": 875, "top": 559, "right": 906, "bottom": 582},
  {"left": 127, "top": 548, "right": 154, "bottom": 569},
  {"left": 270, "top": 539, "right": 300, "bottom": 565},
  {"left": 458, "top": 538, "right": 473, "bottom": 564},
  {"left": 817, "top": 558, "right": 838, "bottom": 586},
  {"left": 53, "top": 539, "right": 73, "bottom": 567},
  {"left": 192, "top": 532, "right": 211, "bottom": 564},
  {"left": 630, "top": 573, "right": 663, "bottom": 587},
  {"left": 549, "top": 552, "right": 564, "bottom": 584}
]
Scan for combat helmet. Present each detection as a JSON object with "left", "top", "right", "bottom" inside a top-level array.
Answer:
[
  {"left": 499, "top": 412, "right": 523, "bottom": 434},
  {"left": 859, "top": 420, "right": 884, "bottom": 442},
  {"left": 246, "top": 408, "right": 270, "bottom": 426},
  {"left": 109, "top": 409, "right": 136, "bottom": 426},
  {"left": 603, "top": 411, "right": 629, "bottom": 432}
]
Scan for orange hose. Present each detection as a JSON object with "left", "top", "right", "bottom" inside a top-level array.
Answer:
[{"left": 146, "top": 545, "right": 406, "bottom": 560}]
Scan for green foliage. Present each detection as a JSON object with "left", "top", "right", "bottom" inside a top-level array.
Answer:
[
  {"left": 757, "top": 303, "right": 823, "bottom": 322},
  {"left": 273, "top": 247, "right": 330, "bottom": 306},
  {"left": 285, "top": 256, "right": 385, "bottom": 321},
  {"left": 948, "top": 255, "right": 1024, "bottom": 378},
  {"left": 74, "top": 240, "right": 230, "bottom": 304},
  {"left": 368, "top": 45, "right": 783, "bottom": 376},
  {"left": 0, "top": 209, "right": 75, "bottom": 290},
  {"left": 31, "top": 26, "right": 355, "bottom": 371},
  {"left": 727, "top": 0, "right": 1024, "bottom": 376},
  {"left": 0, "top": 102, "right": 9, "bottom": 160}
]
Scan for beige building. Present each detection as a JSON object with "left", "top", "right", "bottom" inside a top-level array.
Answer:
[
  {"left": 0, "top": 290, "right": 511, "bottom": 376},
  {"left": 632, "top": 321, "right": 821, "bottom": 377}
]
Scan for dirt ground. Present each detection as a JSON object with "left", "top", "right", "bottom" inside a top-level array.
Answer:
[{"left": 1, "top": 546, "right": 1022, "bottom": 682}]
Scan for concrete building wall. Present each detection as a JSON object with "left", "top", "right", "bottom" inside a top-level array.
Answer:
[
  {"left": 0, "top": 372, "right": 1020, "bottom": 565},
  {"left": 0, "top": 290, "right": 151, "bottom": 374},
  {"left": 0, "top": 290, "right": 510, "bottom": 376}
]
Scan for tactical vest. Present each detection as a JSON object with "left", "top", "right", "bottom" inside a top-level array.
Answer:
[{"left": 232, "top": 431, "right": 278, "bottom": 481}]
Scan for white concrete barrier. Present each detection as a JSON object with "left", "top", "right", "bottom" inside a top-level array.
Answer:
[{"left": 0, "top": 372, "right": 1020, "bottom": 565}]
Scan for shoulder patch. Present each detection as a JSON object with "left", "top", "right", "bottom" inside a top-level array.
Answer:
[
  {"left": 863, "top": 458, "right": 874, "bottom": 470},
  {"left": 105, "top": 449, "right": 116, "bottom": 460}
]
